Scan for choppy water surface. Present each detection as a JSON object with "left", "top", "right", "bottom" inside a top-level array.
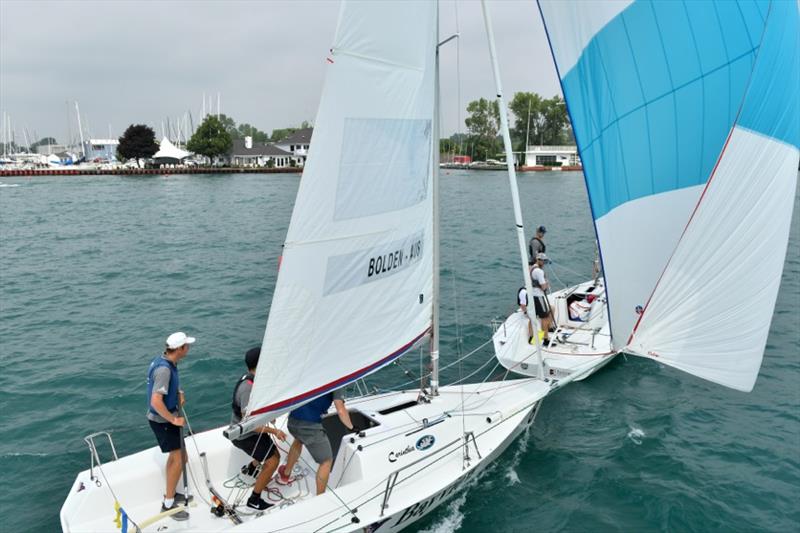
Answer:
[{"left": 1, "top": 171, "right": 798, "bottom": 532}]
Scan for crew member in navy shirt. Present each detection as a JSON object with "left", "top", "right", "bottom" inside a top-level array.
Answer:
[
  {"left": 277, "top": 389, "right": 354, "bottom": 495},
  {"left": 146, "top": 331, "right": 195, "bottom": 521}
]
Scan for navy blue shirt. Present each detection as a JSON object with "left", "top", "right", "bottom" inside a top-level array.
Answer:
[{"left": 289, "top": 389, "right": 343, "bottom": 423}]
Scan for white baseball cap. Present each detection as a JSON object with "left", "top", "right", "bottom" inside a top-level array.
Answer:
[{"left": 166, "top": 331, "right": 196, "bottom": 349}]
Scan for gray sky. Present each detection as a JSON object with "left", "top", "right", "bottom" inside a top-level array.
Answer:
[{"left": 0, "top": 0, "right": 562, "bottom": 144}]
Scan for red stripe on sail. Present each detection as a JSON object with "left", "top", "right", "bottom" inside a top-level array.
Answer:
[{"left": 249, "top": 328, "right": 430, "bottom": 417}]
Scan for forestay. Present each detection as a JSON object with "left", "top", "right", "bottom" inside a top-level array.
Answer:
[
  {"left": 245, "top": 1, "right": 437, "bottom": 422},
  {"left": 539, "top": 0, "right": 798, "bottom": 390}
]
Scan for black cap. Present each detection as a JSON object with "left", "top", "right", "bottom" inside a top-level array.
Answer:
[
  {"left": 538, "top": 225, "right": 547, "bottom": 234},
  {"left": 245, "top": 346, "right": 261, "bottom": 370}
]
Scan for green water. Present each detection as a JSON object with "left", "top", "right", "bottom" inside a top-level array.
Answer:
[{"left": 1, "top": 172, "right": 797, "bottom": 532}]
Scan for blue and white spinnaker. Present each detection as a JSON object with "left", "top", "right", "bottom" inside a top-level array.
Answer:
[{"left": 538, "top": 0, "right": 799, "bottom": 391}]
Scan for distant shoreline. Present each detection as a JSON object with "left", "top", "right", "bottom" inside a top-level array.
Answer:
[{"left": 0, "top": 166, "right": 302, "bottom": 177}]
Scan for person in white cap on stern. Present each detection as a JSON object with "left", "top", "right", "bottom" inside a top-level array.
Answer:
[
  {"left": 530, "top": 253, "right": 555, "bottom": 345},
  {"left": 146, "top": 331, "right": 196, "bottom": 520}
]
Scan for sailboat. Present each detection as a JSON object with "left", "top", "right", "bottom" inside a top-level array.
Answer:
[
  {"left": 497, "top": 0, "right": 798, "bottom": 391},
  {"left": 60, "top": 2, "right": 577, "bottom": 532},
  {"left": 492, "top": 257, "right": 616, "bottom": 381},
  {"left": 59, "top": 0, "right": 797, "bottom": 530}
]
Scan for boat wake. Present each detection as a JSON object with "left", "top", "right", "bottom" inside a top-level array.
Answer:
[
  {"left": 2, "top": 451, "right": 48, "bottom": 458},
  {"left": 419, "top": 427, "right": 533, "bottom": 533},
  {"left": 417, "top": 489, "right": 469, "bottom": 533},
  {"left": 627, "top": 426, "right": 645, "bottom": 445},
  {"left": 0, "top": 182, "right": 20, "bottom": 188},
  {"left": 505, "top": 426, "right": 532, "bottom": 486}
]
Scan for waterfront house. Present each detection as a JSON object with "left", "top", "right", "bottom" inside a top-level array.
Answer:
[
  {"left": 229, "top": 137, "right": 294, "bottom": 168},
  {"left": 523, "top": 145, "right": 581, "bottom": 168},
  {"left": 82, "top": 139, "right": 119, "bottom": 161},
  {"left": 273, "top": 128, "right": 312, "bottom": 166}
]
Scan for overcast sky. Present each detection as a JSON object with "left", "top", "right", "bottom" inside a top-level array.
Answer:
[{"left": 0, "top": 0, "right": 562, "bottom": 144}]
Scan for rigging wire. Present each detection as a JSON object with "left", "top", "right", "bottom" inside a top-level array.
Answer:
[
  {"left": 550, "top": 259, "right": 592, "bottom": 281},
  {"left": 450, "top": 0, "right": 469, "bottom": 462}
]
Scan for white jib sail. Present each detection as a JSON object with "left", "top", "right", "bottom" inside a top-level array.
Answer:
[{"left": 244, "top": 1, "right": 437, "bottom": 422}]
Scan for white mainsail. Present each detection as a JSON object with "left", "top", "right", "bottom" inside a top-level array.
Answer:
[
  {"left": 538, "top": 0, "right": 798, "bottom": 390},
  {"left": 244, "top": 1, "right": 437, "bottom": 422}
]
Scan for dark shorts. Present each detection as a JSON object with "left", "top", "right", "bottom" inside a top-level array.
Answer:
[
  {"left": 149, "top": 420, "right": 182, "bottom": 453},
  {"left": 533, "top": 296, "right": 550, "bottom": 318},
  {"left": 233, "top": 433, "right": 279, "bottom": 462}
]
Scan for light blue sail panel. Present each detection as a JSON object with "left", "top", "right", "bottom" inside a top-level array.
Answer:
[
  {"left": 738, "top": 0, "right": 799, "bottom": 149},
  {"left": 561, "top": 0, "right": 770, "bottom": 220}
]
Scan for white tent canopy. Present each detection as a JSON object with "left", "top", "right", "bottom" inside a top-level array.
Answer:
[{"left": 153, "top": 136, "right": 190, "bottom": 160}]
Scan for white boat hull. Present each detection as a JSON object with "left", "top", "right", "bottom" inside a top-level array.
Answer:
[
  {"left": 494, "top": 278, "right": 617, "bottom": 380},
  {"left": 61, "top": 379, "right": 550, "bottom": 532}
]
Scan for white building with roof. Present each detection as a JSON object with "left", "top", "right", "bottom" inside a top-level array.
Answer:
[
  {"left": 82, "top": 139, "right": 119, "bottom": 161},
  {"left": 229, "top": 137, "right": 294, "bottom": 168},
  {"left": 523, "top": 145, "right": 581, "bottom": 168},
  {"left": 273, "top": 127, "right": 312, "bottom": 166}
]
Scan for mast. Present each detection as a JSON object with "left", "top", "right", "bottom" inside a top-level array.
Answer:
[
  {"left": 525, "top": 98, "right": 532, "bottom": 167},
  {"left": 480, "top": 0, "right": 544, "bottom": 377},
  {"left": 75, "top": 102, "right": 86, "bottom": 159},
  {"left": 430, "top": 0, "right": 441, "bottom": 396}
]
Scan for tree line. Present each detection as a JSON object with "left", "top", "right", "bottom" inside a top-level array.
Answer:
[
  {"left": 116, "top": 115, "right": 312, "bottom": 162},
  {"left": 115, "top": 91, "right": 569, "bottom": 163},
  {"left": 443, "top": 92, "right": 573, "bottom": 162}
]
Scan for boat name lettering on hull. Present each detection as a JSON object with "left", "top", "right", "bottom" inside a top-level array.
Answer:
[
  {"left": 393, "top": 482, "right": 461, "bottom": 526},
  {"left": 388, "top": 445, "right": 414, "bottom": 463}
]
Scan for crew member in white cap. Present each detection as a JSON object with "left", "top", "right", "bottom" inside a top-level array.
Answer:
[
  {"left": 146, "top": 331, "right": 196, "bottom": 521},
  {"left": 530, "top": 253, "right": 555, "bottom": 345}
]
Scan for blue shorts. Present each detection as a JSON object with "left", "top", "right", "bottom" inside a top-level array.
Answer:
[{"left": 149, "top": 420, "right": 182, "bottom": 453}]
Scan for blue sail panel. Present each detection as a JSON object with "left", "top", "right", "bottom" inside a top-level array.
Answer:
[
  {"left": 738, "top": 0, "right": 799, "bottom": 149},
  {"left": 559, "top": 0, "right": 765, "bottom": 220}
]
